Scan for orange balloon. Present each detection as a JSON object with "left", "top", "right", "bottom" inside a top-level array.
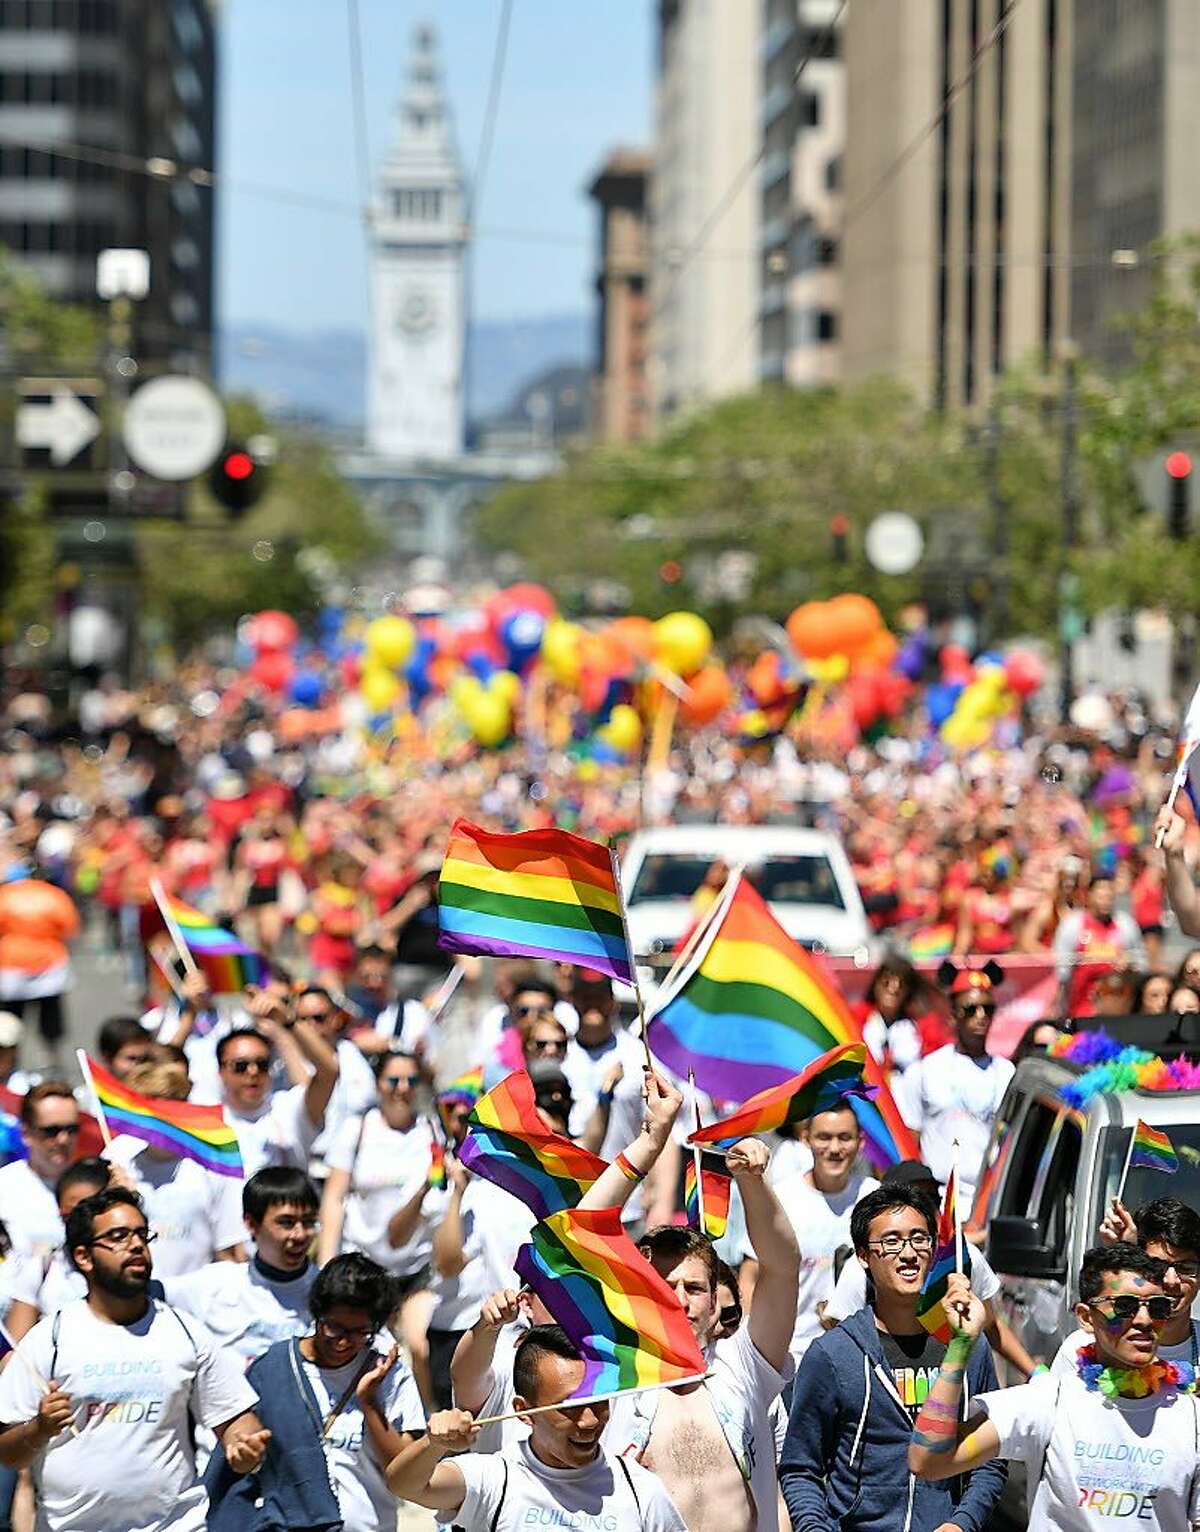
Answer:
[
  {"left": 607, "top": 616, "right": 657, "bottom": 666},
  {"left": 825, "top": 594, "right": 883, "bottom": 654},
  {"left": 748, "top": 650, "right": 784, "bottom": 706},
  {"left": 680, "top": 665, "right": 734, "bottom": 726},
  {"left": 787, "top": 602, "right": 836, "bottom": 660},
  {"left": 856, "top": 628, "right": 899, "bottom": 670}
]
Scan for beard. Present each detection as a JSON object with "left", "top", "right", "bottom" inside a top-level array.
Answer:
[{"left": 89, "top": 1260, "right": 151, "bottom": 1300}]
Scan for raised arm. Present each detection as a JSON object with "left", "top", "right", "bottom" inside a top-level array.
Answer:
[
  {"left": 909, "top": 1291, "right": 1001, "bottom": 1481},
  {"left": 450, "top": 1288, "right": 521, "bottom": 1415},
  {"left": 317, "top": 1168, "right": 350, "bottom": 1266},
  {"left": 1158, "top": 809, "right": 1200, "bottom": 938},
  {"left": 728, "top": 1136, "right": 800, "bottom": 1374},
  {"left": 356, "top": 1345, "right": 422, "bottom": 1470},
  {"left": 578, "top": 1068, "right": 683, "bottom": 1214},
  {"left": 431, "top": 1158, "right": 470, "bottom": 1279},
  {"left": 386, "top": 1409, "right": 477, "bottom": 1513}
]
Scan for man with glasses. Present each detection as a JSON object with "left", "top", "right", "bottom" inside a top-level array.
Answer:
[
  {"left": 0, "top": 1187, "right": 269, "bottom": 1531},
  {"left": 0, "top": 1082, "right": 83, "bottom": 1258},
  {"left": 911, "top": 1244, "right": 1200, "bottom": 1532},
  {"left": 902, "top": 962, "right": 1014, "bottom": 1213},
  {"left": 782, "top": 1183, "right": 1005, "bottom": 1532}
]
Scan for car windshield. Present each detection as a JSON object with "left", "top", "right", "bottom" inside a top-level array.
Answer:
[
  {"left": 1100, "top": 1121, "right": 1200, "bottom": 1213},
  {"left": 627, "top": 853, "right": 846, "bottom": 910}
]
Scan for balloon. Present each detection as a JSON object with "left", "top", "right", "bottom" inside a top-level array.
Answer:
[
  {"left": 365, "top": 615, "right": 415, "bottom": 670},
  {"left": 680, "top": 665, "right": 733, "bottom": 726},
  {"left": 465, "top": 650, "right": 496, "bottom": 682},
  {"left": 607, "top": 616, "right": 657, "bottom": 666},
  {"left": 469, "top": 694, "right": 510, "bottom": 747},
  {"left": 360, "top": 666, "right": 401, "bottom": 712},
  {"left": 940, "top": 644, "right": 972, "bottom": 680},
  {"left": 825, "top": 594, "right": 883, "bottom": 655},
  {"left": 808, "top": 654, "right": 850, "bottom": 684},
  {"left": 249, "top": 651, "right": 294, "bottom": 693},
  {"left": 490, "top": 671, "right": 523, "bottom": 707},
  {"left": 848, "top": 672, "right": 883, "bottom": 729},
  {"left": 245, "top": 610, "right": 298, "bottom": 653},
  {"left": 499, "top": 609, "right": 547, "bottom": 671},
  {"left": 599, "top": 703, "right": 642, "bottom": 754},
  {"left": 856, "top": 628, "right": 898, "bottom": 670},
  {"left": 786, "top": 603, "right": 833, "bottom": 660},
  {"left": 501, "top": 583, "right": 556, "bottom": 619},
  {"left": 748, "top": 651, "right": 785, "bottom": 706},
  {"left": 926, "top": 681, "right": 962, "bottom": 728},
  {"left": 289, "top": 672, "right": 323, "bottom": 708},
  {"left": 541, "top": 620, "right": 584, "bottom": 685},
  {"left": 1005, "top": 649, "right": 1045, "bottom": 698},
  {"left": 896, "top": 634, "right": 927, "bottom": 682},
  {"left": 405, "top": 635, "right": 438, "bottom": 706},
  {"left": 655, "top": 612, "right": 713, "bottom": 676}
]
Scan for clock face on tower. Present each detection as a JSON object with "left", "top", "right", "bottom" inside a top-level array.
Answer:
[{"left": 396, "top": 286, "right": 437, "bottom": 337}]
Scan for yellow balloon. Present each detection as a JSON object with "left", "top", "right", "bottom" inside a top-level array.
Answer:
[
  {"left": 470, "top": 694, "right": 510, "bottom": 747},
  {"left": 600, "top": 703, "right": 642, "bottom": 754},
  {"left": 450, "top": 674, "right": 483, "bottom": 708},
  {"left": 360, "top": 666, "right": 400, "bottom": 712},
  {"left": 490, "top": 670, "right": 523, "bottom": 707},
  {"left": 654, "top": 612, "right": 713, "bottom": 676},
  {"left": 542, "top": 620, "right": 583, "bottom": 685},
  {"left": 365, "top": 615, "right": 415, "bottom": 669},
  {"left": 808, "top": 653, "right": 850, "bottom": 684}
]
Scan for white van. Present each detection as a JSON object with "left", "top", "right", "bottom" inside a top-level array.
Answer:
[{"left": 620, "top": 824, "right": 870, "bottom": 959}]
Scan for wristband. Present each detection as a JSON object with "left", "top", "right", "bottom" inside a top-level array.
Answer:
[
  {"left": 597, "top": 1088, "right": 615, "bottom": 1107},
  {"left": 945, "top": 1331, "right": 978, "bottom": 1368},
  {"left": 614, "top": 1151, "right": 645, "bottom": 1184}
]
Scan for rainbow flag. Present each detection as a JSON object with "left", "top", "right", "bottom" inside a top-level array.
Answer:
[
  {"left": 458, "top": 1071, "right": 608, "bottom": 1221},
  {"left": 437, "top": 819, "right": 634, "bottom": 985},
  {"left": 515, "top": 1206, "right": 707, "bottom": 1402},
  {"left": 647, "top": 873, "right": 916, "bottom": 1171},
  {"left": 428, "top": 1139, "right": 447, "bottom": 1190},
  {"left": 684, "top": 1153, "right": 731, "bottom": 1240},
  {"left": 161, "top": 897, "right": 271, "bottom": 994},
  {"left": 85, "top": 1056, "right": 243, "bottom": 1178},
  {"left": 438, "top": 1066, "right": 484, "bottom": 1106},
  {"left": 1130, "top": 1118, "right": 1178, "bottom": 1174},
  {"left": 908, "top": 923, "right": 956, "bottom": 960},
  {"left": 916, "top": 1169, "right": 969, "bottom": 1343},
  {"left": 688, "top": 1042, "right": 874, "bottom": 1148}
]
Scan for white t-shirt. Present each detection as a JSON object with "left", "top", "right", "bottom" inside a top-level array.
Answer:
[
  {"left": 979, "top": 1369, "right": 1200, "bottom": 1532},
  {"left": 327, "top": 1109, "right": 436, "bottom": 1275},
  {"left": 744, "top": 1170, "right": 878, "bottom": 1363},
  {"left": 562, "top": 1029, "right": 648, "bottom": 1222},
  {"left": 448, "top": 1440, "right": 686, "bottom": 1532},
  {"left": 370, "top": 998, "right": 432, "bottom": 1056},
  {"left": 825, "top": 1244, "right": 1003, "bottom": 1324},
  {"left": 0, "top": 1298, "right": 256, "bottom": 1532},
  {"left": 162, "top": 1259, "right": 317, "bottom": 1368},
  {"left": 1051, "top": 1323, "right": 1200, "bottom": 1379},
  {"left": 902, "top": 1045, "right": 1014, "bottom": 1211},
  {"left": 104, "top": 1137, "right": 245, "bottom": 1276},
  {"left": 0, "top": 1160, "right": 62, "bottom": 1259},
  {"left": 4, "top": 1247, "right": 84, "bottom": 1316},
  {"left": 301, "top": 1347, "right": 425, "bottom": 1532},
  {"left": 428, "top": 1177, "right": 536, "bottom": 1333},
  {"left": 226, "top": 1082, "right": 319, "bottom": 1179},
  {"left": 310, "top": 1038, "right": 378, "bottom": 1164}
]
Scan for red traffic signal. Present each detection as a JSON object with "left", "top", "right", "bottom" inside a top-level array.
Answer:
[
  {"left": 223, "top": 450, "right": 255, "bottom": 481},
  {"left": 209, "top": 442, "right": 266, "bottom": 517},
  {"left": 1166, "top": 450, "right": 1193, "bottom": 481}
]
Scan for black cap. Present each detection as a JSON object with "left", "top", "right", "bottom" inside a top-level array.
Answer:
[
  {"left": 527, "top": 1058, "right": 572, "bottom": 1095},
  {"left": 881, "top": 1159, "right": 938, "bottom": 1189}
]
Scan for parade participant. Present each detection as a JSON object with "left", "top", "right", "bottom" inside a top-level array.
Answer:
[
  {"left": 206, "top": 1252, "right": 426, "bottom": 1532},
  {"left": 850, "top": 959, "right": 925, "bottom": 1078},
  {"left": 1155, "top": 807, "right": 1200, "bottom": 939},
  {"left": 901, "top": 962, "right": 1014, "bottom": 1213},
  {"left": 1054, "top": 873, "right": 1143, "bottom": 1015},
  {"left": 783, "top": 1184, "right": 1006, "bottom": 1532},
  {"left": 216, "top": 1011, "right": 339, "bottom": 1178},
  {"left": 0, "top": 1083, "right": 81, "bottom": 1257},
  {"left": 480, "top": 970, "right": 560, "bottom": 1082},
  {"left": 293, "top": 984, "right": 377, "bottom": 1165},
  {"left": 95, "top": 1015, "right": 154, "bottom": 1079},
  {"left": 606, "top": 1136, "right": 800, "bottom": 1532},
  {"left": 386, "top": 1326, "right": 686, "bottom": 1529},
  {"left": 160, "top": 1167, "right": 321, "bottom": 1366},
  {"left": 0, "top": 1187, "right": 269, "bottom": 1531},
  {"left": 230, "top": 804, "right": 290, "bottom": 951},
  {"left": 347, "top": 947, "right": 432, "bottom": 1060},
  {"left": 742, "top": 1096, "right": 878, "bottom": 1364},
  {"left": 909, "top": 1245, "right": 1200, "bottom": 1532},
  {"left": 4, "top": 1157, "right": 111, "bottom": 1338},
  {"left": 103, "top": 1056, "right": 246, "bottom": 1274}
]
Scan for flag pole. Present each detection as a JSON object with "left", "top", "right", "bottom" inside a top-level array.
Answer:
[
  {"left": 1155, "top": 747, "right": 1193, "bottom": 849},
  {"left": 149, "top": 878, "right": 200, "bottom": 980},
  {"left": 75, "top": 1048, "right": 113, "bottom": 1149},
  {"left": 610, "top": 850, "right": 653, "bottom": 1070},
  {"left": 952, "top": 1141, "right": 964, "bottom": 1277},
  {"left": 148, "top": 942, "right": 185, "bottom": 1002},
  {"left": 1116, "top": 1125, "right": 1138, "bottom": 1206},
  {"left": 473, "top": 1369, "right": 711, "bottom": 1427},
  {"left": 0, "top": 1319, "right": 81, "bottom": 1435},
  {"left": 656, "top": 864, "right": 743, "bottom": 999},
  {"left": 689, "top": 1070, "right": 705, "bottom": 1234}
]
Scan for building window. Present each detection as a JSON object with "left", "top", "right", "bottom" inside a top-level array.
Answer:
[
  {"left": 824, "top": 155, "right": 841, "bottom": 192},
  {"left": 800, "top": 91, "right": 820, "bottom": 127},
  {"left": 816, "top": 236, "right": 838, "bottom": 266},
  {"left": 817, "top": 310, "right": 838, "bottom": 342}
]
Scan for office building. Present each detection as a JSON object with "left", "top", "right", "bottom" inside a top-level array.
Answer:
[{"left": 587, "top": 147, "right": 651, "bottom": 443}]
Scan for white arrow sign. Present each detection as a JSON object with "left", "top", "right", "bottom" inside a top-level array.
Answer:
[{"left": 16, "top": 387, "right": 101, "bottom": 467}]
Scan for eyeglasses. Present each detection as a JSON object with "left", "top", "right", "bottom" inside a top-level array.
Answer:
[
  {"left": 273, "top": 1215, "right": 320, "bottom": 1232},
  {"left": 380, "top": 1075, "right": 417, "bottom": 1091},
  {"left": 527, "top": 1038, "right": 567, "bottom": 1054},
  {"left": 956, "top": 1002, "right": 996, "bottom": 1019},
  {"left": 31, "top": 1123, "right": 79, "bottom": 1140},
  {"left": 226, "top": 1058, "right": 271, "bottom": 1076},
  {"left": 1090, "top": 1295, "right": 1174, "bottom": 1324},
  {"left": 514, "top": 1003, "right": 553, "bottom": 1019},
  {"left": 317, "top": 1318, "right": 375, "bottom": 1343},
  {"left": 868, "top": 1231, "right": 935, "bottom": 1256},
  {"left": 87, "top": 1227, "right": 157, "bottom": 1252}
]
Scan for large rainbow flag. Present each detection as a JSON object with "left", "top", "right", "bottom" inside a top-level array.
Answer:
[
  {"left": 459, "top": 1071, "right": 608, "bottom": 1222},
  {"left": 160, "top": 897, "right": 270, "bottom": 995},
  {"left": 437, "top": 820, "right": 634, "bottom": 985},
  {"left": 648, "top": 873, "right": 916, "bottom": 1170},
  {"left": 688, "top": 1042, "right": 872, "bottom": 1147},
  {"left": 515, "top": 1206, "right": 708, "bottom": 1402},
  {"left": 84, "top": 1056, "right": 243, "bottom": 1178}
]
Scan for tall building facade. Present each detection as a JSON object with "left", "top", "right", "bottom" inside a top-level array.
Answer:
[
  {"left": 650, "top": 0, "right": 759, "bottom": 423},
  {"left": 367, "top": 25, "right": 467, "bottom": 462},
  {"left": 587, "top": 148, "right": 651, "bottom": 443},
  {"left": 840, "top": 0, "right": 1200, "bottom": 408},
  {"left": 760, "top": 0, "right": 844, "bottom": 387},
  {"left": 0, "top": 0, "right": 217, "bottom": 364}
]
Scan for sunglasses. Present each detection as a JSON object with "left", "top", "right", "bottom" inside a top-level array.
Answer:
[
  {"left": 226, "top": 1058, "right": 271, "bottom": 1076},
  {"left": 527, "top": 1037, "right": 566, "bottom": 1054},
  {"left": 31, "top": 1123, "right": 80, "bottom": 1140},
  {"left": 380, "top": 1075, "right": 417, "bottom": 1091},
  {"left": 956, "top": 1002, "right": 996, "bottom": 1018},
  {"left": 514, "top": 1003, "right": 553, "bottom": 1019},
  {"left": 318, "top": 1318, "right": 375, "bottom": 1343},
  {"left": 1091, "top": 1295, "right": 1174, "bottom": 1324}
]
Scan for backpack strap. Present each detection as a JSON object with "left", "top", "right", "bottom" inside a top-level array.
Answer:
[
  {"left": 1034, "top": 1377, "right": 1063, "bottom": 1494},
  {"left": 615, "top": 1454, "right": 642, "bottom": 1519},
  {"left": 488, "top": 1457, "right": 509, "bottom": 1532},
  {"left": 49, "top": 1309, "right": 62, "bottom": 1379}
]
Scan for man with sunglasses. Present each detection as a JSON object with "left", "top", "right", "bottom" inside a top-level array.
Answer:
[
  {"left": 782, "top": 1183, "right": 1005, "bottom": 1532},
  {"left": 216, "top": 1006, "right": 340, "bottom": 1180},
  {"left": 0, "top": 1082, "right": 82, "bottom": 1259},
  {"left": 910, "top": 1244, "right": 1200, "bottom": 1532},
  {"left": 0, "top": 1187, "right": 268, "bottom": 1531},
  {"left": 901, "top": 962, "right": 1014, "bottom": 1213}
]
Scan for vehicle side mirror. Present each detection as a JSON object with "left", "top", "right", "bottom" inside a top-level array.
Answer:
[{"left": 987, "top": 1214, "right": 1067, "bottom": 1282}]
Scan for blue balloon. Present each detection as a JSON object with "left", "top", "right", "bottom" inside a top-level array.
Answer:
[
  {"left": 500, "top": 609, "right": 547, "bottom": 671},
  {"left": 466, "top": 650, "right": 496, "bottom": 682},
  {"left": 926, "top": 681, "right": 963, "bottom": 728},
  {"left": 289, "top": 672, "right": 323, "bottom": 708},
  {"left": 405, "top": 635, "right": 437, "bottom": 707},
  {"left": 591, "top": 741, "right": 623, "bottom": 764},
  {"left": 976, "top": 650, "right": 1005, "bottom": 671},
  {"left": 317, "top": 606, "right": 345, "bottom": 635}
]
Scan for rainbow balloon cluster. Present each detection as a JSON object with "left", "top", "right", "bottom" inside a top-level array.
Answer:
[{"left": 1050, "top": 1029, "right": 1200, "bottom": 1107}]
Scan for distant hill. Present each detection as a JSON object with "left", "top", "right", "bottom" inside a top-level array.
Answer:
[{"left": 217, "top": 314, "right": 592, "bottom": 432}]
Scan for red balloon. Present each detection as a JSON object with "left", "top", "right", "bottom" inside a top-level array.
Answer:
[
  {"left": 249, "top": 651, "right": 294, "bottom": 693},
  {"left": 848, "top": 672, "right": 883, "bottom": 729},
  {"left": 1004, "top": 649, "right": 1045, "bottom": 698},
  {"left": 940, "top": 644, "right": 971, "bottom": 678},
  {"left": 245, "top": 610, "right": 299, "bottom": 653},
  {"left": 502, "top": 583, "right": 557, "bottom": 619},
  {"left": 748, "top": 651, "right": 785, "bottom": 706}
]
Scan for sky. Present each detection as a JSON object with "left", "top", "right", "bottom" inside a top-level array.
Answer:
[{"left": 217, "top": 1, "right": 652, "bottom": 332}]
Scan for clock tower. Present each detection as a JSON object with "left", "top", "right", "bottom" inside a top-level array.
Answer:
[{"left": 367, "top": 25, "right": 467, "bottom": 460}]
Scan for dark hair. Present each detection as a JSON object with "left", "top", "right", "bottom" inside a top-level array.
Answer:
[
  {"left": 97, "top": 1016, "right": 150, "bottom": 1062},
  {"left": 216, "top": 1028, "right": 273, "bottom": 1068},
  {"left": 355, "top": 946, "right": 391, "bottom": 967},
  {"left": 20, "top": 1081, "right": 77, "bottom": 1128},
  {"left": 64, "top": 1187, "right": 146, "bottom": 1271},
  {"left": 513, "top": 1324, "right": 583, "bottom": 1405},
  {"left": 850, "top": 1184, "right": 938, "bottom": 1254},
  {"left": 310, "top": 1253, "right": 398, "bottom": 1329},
  {"left": 373, "top": 1049, "right": 420, "bottom": 1081},
  {"left": 806, "top": 1098, "right": 862, "bottom": 1130},
  {"left": 1012, "top": 1020, "right": 1062, "bottom": 1066},
  {"left": 295, "top": 985, "right": 337, "bottom": 1009},
  {"left": 1079, "top": 1241, "right": 1169, "bottom": 1304},
  {"left": 511, "top": 979, "right": 558, "bottom": 1009},
  {"left": 243, "top": 1167, "right": 319, "bottom": 1223},
  {"left": 1133, "top": 1198, "right": 1200, "bottom": 1260},
  {"left": 1175, "top": 949, "right": 1200, "bottom": 987},
  {"left": 868, "top": 956, "right": 921, "bottom": 1011},
  {"left": 637, "top": 1225, "right": 719, "bottom": 1293},
  {"left": 55, "top": 1157, "right": 111, "bottom": 1205}
]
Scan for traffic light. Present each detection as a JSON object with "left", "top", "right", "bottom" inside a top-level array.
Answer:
[
  {"left": 1166, "top": 450, "right": 1192, "bottom": 541},
  {"left": 209, "top": 442, "right": 267, "bottom": 518},
  {"left": 829, "top": 514, "right": 849, "bottom": 564}
]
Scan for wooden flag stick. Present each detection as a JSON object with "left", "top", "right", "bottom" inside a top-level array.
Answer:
[
  {"left": 0, "top": 1319, "right": 81, "bottom": 1436},
  {"left": 473, "top": 1370, "right": 711, "bottom": 1427},
  {"left": 1116, "top": 1126, "right": 1138, "bottom": 1207},
  {"left": 148, "top": 942, "right": 185, "bottom": 1002},
  {"left": 75, "top": 1048, "right": 113, "bottom": 1149},
  {"left": 690, "top": 1070, "right": 705, "bottom": 1233},
  {"left": 952, "top": 1140, "right": 964, "bottom": 1277},
  {"left": 149, "top": 878, "right": 200, "bottom": 979},
  {"left": 610, "top": 850, "right": 653, "bottom": 1070}
]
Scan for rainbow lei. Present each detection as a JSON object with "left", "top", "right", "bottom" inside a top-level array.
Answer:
[
  {"left": 1049, "top": 1030, "right": 1200, "bottom": 1107},
  {"left": 1075, "top": 1343, "right": 1198, "bottom": 1400}
]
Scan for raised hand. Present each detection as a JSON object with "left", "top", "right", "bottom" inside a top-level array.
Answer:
[
  {"left": 478, "top": 1288, "right": 521, "bottom": 1331},
  {"left": 429, "top": 1408, "right": 479, "bottom": 1453},
  {"left": 35, "top": 1385, "right": 74, "bottom": 1441},
  {"left": 356, "top": 1344, "right": 399, "bottom": 1405},
  {"left": 725, "top": 1136, "right": 769, "bottom": 1179}
]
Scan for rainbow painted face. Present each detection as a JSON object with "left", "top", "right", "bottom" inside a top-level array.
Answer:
[{"left": 1078, "top": 1272, "right": 1171, "bottom": 1367}]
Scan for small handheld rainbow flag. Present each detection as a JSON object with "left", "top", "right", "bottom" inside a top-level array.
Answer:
[
  {"left": 82, "top": 1055, "right": 243, "bottom": 1178},
  {"left": 428, "top": 1140, "right": 447, "bottom": 1190},
  {"left": 437, "top": 819, "right": 634, "bottom": 985},
  {"left": 688, "top": 1043, "right": 872, "bottom": 1148},
  {"left": 1129, "top": 1119, "right": 1178, "bottom": 1175},
  {"left": 684, "top": 1153, "right": 731, "bottom": 1240},
  {"left": 159, "top": 897, "right": 271, "bottom": 995},
  {"left": 515, "top": 1206, "right": 707, "bottom": 1403},
  {"left": 916, "top": 1169, "right": 971, "bottom": 1343},
  {"left": 438, "top": 1066, "right": 484, "bottom": 1106},
  {"left": 458, "top": 1071, "right": 608, "bottom": 1221}
]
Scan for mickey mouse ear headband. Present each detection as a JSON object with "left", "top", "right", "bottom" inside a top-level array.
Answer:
[{"left": 936, "top": 958, "right": 1005, "bottom": 995}]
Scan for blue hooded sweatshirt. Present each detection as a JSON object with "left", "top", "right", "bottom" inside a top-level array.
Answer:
[{"left": 779, "top": 1307, "right": 1007, "bottom": 1532}]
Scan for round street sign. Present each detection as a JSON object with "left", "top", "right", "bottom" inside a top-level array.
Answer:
[
  {"left": 122, "top": 376, "right": 225, "bottom": 481},
  {"left": 865, "top": 511, "right": 924, "bottom": 575}
]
